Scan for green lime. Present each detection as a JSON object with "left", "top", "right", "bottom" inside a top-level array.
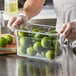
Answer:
[
  {"left": 51, "top": 40, "right": 57, "bottom": 50},
  {"left": 18, "top": 31, "right": 26, "bottom": 37},
  {"left": 0, "top": 37, "right": 7, "bottom": 47},
  {"left": 4, "top": 35, "right": 13, "bottom": 45},
  {"left": 26, "top": 46, "right": 36, "bottom": 56},
  {"left": 50, "top": 36, "right": 57, "bottom": 40},
  {"left": 41, "top": 37, "right": 51, "bottom": 48},
  {"left": 31, "top": 28, "right": 43, "bottom": 33},
  {"left": 32, "top": 28, "right": 39, "bottom": 32},
  {"left": 33, "top": 41, "right": 43, "bottom": 52},
  {"left": 18, "top": 46, "right": 26, "bottom": 54},
  {"left": 45, "top": 50, "right": 55, "bottom": 59},
  {"left": 34, "top": 34, "right": 45, "bottom": 40},
  {"left": 18, "top": 28, "right": 28, "bottom": 37},
  {"left": 48, "top": 30, "right": 57, "bottom": 40},
  {"left": 32, "top": 29, "right": 39, "bottom": 33},
  {"left": 19, "top": 37, "right": 29, "bottom": 46},
  {"left": 31, "top": 28, "right": 40, "bottom": 38},
  {"left": 48, "top": 30, "right": 57, "bottom": 34}
]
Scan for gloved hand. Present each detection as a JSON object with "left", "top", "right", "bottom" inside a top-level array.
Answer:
[
  {"left": 7, "top": 13, "right": 28, "bottom": 30},
  {"left": 59, "top": 21, "right": 76, "bottom": 41}
]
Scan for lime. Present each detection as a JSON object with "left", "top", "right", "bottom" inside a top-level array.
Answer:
[
  {"left": 26, "top": 46, "right": 36, "bottom": 56},
  {"left": 45, "top": 50, "right": 55, "bottom": 59},
  {"left": 18, "top": 31, "right": 26, "bottom": 37},
  {"left": 32, "top": 28, "right": 39, "bottom": 32},
  {"left": 41, "top": 37, "right": 51, "bottom": 48},
  {"left": 19, "top": 37, "right": 29, "bottom": 46},
  {"left": 33, "top": 41, "right": 43, "bottom": 52},
  {"left": 31, "top": 28, "right": 39, "bottom": 37},
  {"left": 4, "top": 35, "right": 13, "bottom": 45},
  {"left": 50, "top": 36, "right": 57, "bottom": 40},
  {"left": 18, "top": 46, "right": 26, "bottom": 54},
  {"left": 51, "top": 39, "right": 58, "bottom": 50},
  {"left": 48, "top": 30, "right": 57, "bottom": 34},
  {"left": 34, "top": 33, "right": 45, "bottom": 40},
  {"left": 48, "top": 30, "right": 57, "bottom": 40},
  {"left": 0, "top": 37, "right": 7, "bottom": 47},
  {"left": 18, "top": 28, "right": 28, "bottom": 37}
]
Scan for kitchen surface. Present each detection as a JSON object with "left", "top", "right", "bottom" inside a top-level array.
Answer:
[
  {"left": 0, "top": 54, "right": 76, "bottom": 76},
  {"left": 0, "top": 54, "right": 63, "bottom": 76}
]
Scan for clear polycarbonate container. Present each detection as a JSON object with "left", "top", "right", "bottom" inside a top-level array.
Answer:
[{"left": 16, "top": 24, "right": 62, "bottom": 61}]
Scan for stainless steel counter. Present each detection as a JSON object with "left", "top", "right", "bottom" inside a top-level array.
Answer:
[
  {"left": 0, "top": 54, "right": 76, "bottom": 76},
  {"left": 0, "top": 54, "right": 64, "bottom": 76}
]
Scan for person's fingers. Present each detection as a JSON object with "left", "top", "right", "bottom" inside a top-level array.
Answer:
[
  {"left": 11, "top": 16, "right": 25, "bottom": 28},
  {"left": 67, "top": 29, "right": 76, "bottom": 41},
  {"left": 7, "top": 17, "right": 17, "bottom": 31},
  {"left": 63, "top": 23, "right": 72, "bottom": 38},
  {"left": 7, "top": 13, "right": 28, "bottom": 29},
  {"left": 8, "top": 17, "right": 17, "bottom": 27},
  {"left": 60, "top": 23, "right": 67, "bottom": 33},
  {"left": 59, "top": 21, "right": 76, "bottom": 41}
]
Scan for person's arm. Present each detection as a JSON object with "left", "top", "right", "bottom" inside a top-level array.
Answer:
[
  {"left": 7, "top": 0, "right": 45, "bottom": 29},
  {"left": 23, "top": 0, "right": 45, "bottom": 19}
]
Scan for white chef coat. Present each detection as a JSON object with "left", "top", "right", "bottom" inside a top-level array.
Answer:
[{"left": 53, "top": 0, "right": 76, "bottom": 32}]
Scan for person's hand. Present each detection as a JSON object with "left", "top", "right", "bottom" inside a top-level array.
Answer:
[
  {"left": 7, "top": 13, "right": 28, "bottom": 30},
  {"left": 60, "top": 21, "right": 76, "bottom": 41}
]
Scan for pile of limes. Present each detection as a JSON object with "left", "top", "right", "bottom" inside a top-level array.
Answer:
[
  {"left": 0, "top": 35, "right": 13, "bottom": 47},
  {"left": 17, "top": 27, "right": 59, "bottom": 59}
]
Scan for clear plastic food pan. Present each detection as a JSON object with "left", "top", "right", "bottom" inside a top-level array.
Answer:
[{"left": 16, "top": 24, "right": 62, "bottom": 61}]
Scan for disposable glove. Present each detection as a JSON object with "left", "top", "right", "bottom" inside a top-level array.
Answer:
[
  {"left": 59, "top": 21, "right": 76, "bottom": 42},
  {"left": 7, "top": 13, "right": 28, "bottom": 30}
]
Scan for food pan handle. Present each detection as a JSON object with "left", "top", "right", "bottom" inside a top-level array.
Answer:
[
  {"left": 59, "top": 34, "right": 73, "bottom": 59},
  {"left": 59, "top": 34, "right": 74, "bottom": 76}
]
